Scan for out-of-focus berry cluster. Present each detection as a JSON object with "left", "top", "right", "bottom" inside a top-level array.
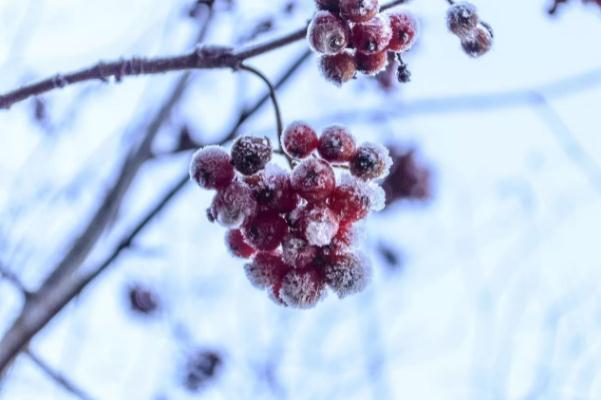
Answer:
[
  {"left": 189, "top": 123, "right": 392, "bottom": 308},
  {"left": 446, "top": 2, "right": 493, "bottom": 57},
  {"left": 548, "top": 0, "right": 601, "bottom": 14},
  {"left": 307, "top": 0, "right": 418, "bottom": 85}
]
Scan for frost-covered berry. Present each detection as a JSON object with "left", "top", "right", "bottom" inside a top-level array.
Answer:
[
  {"left": 446, "top": 2, "right": 479, "bottom": 38},
  {"left": 244, "top": 252, "right": 287, "bottom": 289},
  {"left": 320, "top": 51, "right": 357, "bottom": 86},
  {"left": 231, "top": 136, "right": 272, "bottom": 176},
  {"left": 225, "top": 229, "right": 256, "bottom": 259},
  {"left": 291, "top": 158, "right": 336, "bottom": 202},
  {"left": 351, "top": 15, "right": 392, "bottom": 55},
  {"left": 324, "top": 253, "right": 371, "bottom": 298},
  {"left": 315, "top": 0, "right": 340, "bottom": 12},
  {"left": 212, "top": 180, "right": 257, "bottom": 227},
  {"left": 242, "top": 212, "right": 288, "bottom": 251},
  {"left": 282, "top": 122, "right": 319, "bottom": 159},
  {"left": 300, "top": 204, "right": 340, "bottom": 247},
  {"left": 461, "top": 23, "right": 493, "bottom": 58},
  {"left": 245, "top": 164, "right": 299, "bottom": 213},
  {"left": 387, "top": 12, "right": 418, "bottom": 52},
  {"left": 282, "top": 234, "right": 318, "bottom": 269},
  {"left": 279, "top": 269, "right": 327, "bottom": 308},
  {"left": 189, "top": 146, "right": 234, "bottom": 190},
  {"left": 328, "top": 180, "right": 371, "bottom": 223},
  {"left": 355, "top": 50, "right": 388, "bottom": 75},
  {"left": 350, "top": 142, "right": 393, "bottom": 180},
  {"left": 339, "top": 0, "right": 379, "bottom": 23},
  {"left": 317, "top": 125, "right": 357, "bottom": 163},
  {"left": 307, "top": 11, "right": 350, "bottom": 55}
]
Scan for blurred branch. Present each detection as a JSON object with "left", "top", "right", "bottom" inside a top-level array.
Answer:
[
  {"left": 25, "top": 349, "right": 94, "bottom": 400},
  {"left": 0, "top": 0, "right": 406, "bottom": 110},
  {"left": 0, "top": 262, "right": 31, "bottom": 298}
]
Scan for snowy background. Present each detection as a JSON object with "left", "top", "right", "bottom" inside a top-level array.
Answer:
[{"left": 1, "top": 0, "right": 601, "bottom": 399}]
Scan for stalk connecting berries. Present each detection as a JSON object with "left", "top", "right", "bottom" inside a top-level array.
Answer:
[
  {"left": 190, "top": 125, "right": 392, "bottom": 309},
  {"left": 446, "top": 2, "right": 494, "bottom": 57},
  {"left": 308, "top": 0, "right": 418, "bottom": 86}
]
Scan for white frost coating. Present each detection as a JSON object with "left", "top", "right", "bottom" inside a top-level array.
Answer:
[
  {"left": 307, "top": 11, "right": 349, "bottom": 55},
  {"left": 303, "top": 206, "right": 339, "bottom": 246},
  {"left": 244, "top": 262, "right": 270, "bottom": 289},
  {"left": 279, "top": 270, "right": 327, "bottom": 309},
  {"left": 214, "top": 180, "right": 256, "bottom": 228},
  {"left": 339, "top": 173, "right": 385, "bottom": 212},
  {"left": 366, "top": 183, "right": 385, "bottom": 211},
  {"left": 189, "top": 145, "right": 231, "bottom": 187},
  {"left": 363, "top": 142, "right": 393, "bottom": 179},
  {"left": 324, "top": 252, "right": 372, "bottom": 299}
]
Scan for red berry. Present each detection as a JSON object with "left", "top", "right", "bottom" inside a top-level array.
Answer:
[
  {"left": 461, "top": 23, "right": 493, "bottom": 58},
  {"left": 244, "top": 252, "right": 288, "bottom": 289},
  {"left": 282, "top": 234, "right": 318, "bottom": 269},
  {"left": 245, "top": 165, "right": 299, "bottom": 213},
  {"left": 319, "top": 51, "right": 357, "bottom": 86},
  {"left": 317, "top": 125, "right": 356, "bottom": 162},
  {"left": 339, "top": 0, "right": 379, "bottom": 23},
  {"left": 242, "top": 212, "right": 288, "bottom": 251},
  {"left": 323, "top": 252, "right": 371, "bottom": 298},
  {"left": 278, "top": 268, "right": 327, "bottom": 308},
  {"left": 350, "top": 142, "right": 392, "bottom": 180},
  {"left": 307, "top": 11, "right": 350, "bottom": 55},
  {"left": 225, "top": 229, "right": 256, "bottom": 259},
  {"left": 300, "top": 203, "right": 340, "bottom": 247},
  {"left": 189, "top": 146, "right": 234, "bottom": 190},
  {"left": 315, "top": 0, "right": 340, "bottom": 12},
  {"left": 446, "top": 2, "right": 479, "bottom": 38},
  {"left": 355, "top": 50, "right": 388, "bottom": 75},
  {"left": 351, "top": 15, "right": 392, "bottom": 55},
  {"left": 387, "top": 12, "right": 418, "bottom": 52},
  {"left": 231, "top": 136, "right": 272, "bottom": 176},
  {"left": 212, "top": 180, "right": 257, "bottom": 227},
  {"left": 291, "top": 158, "right": 336, "bottom": 202},
  {"left": 328, "top": 180, "right": 371, "bottom": 223},
  {"left": 281, "top": 122, "right": 319, "bottom": 159}
]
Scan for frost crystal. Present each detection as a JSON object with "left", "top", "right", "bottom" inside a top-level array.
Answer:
[{"left": 303, "top": 205, "right": 339, "bottom": 247}]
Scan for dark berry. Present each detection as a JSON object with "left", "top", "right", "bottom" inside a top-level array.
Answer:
[
  {"left": 355, "top": 50, "right": 388, "bottom": 75},
  {"left": 307, "top": 11, "right": 350, "bottom": 55},
  {"left": 397, "top": 63, "right": 411, "bottom": 83},
  {"left": 225, "top": 229, "right": 257, "bottom": 258},
  {"left": 291, "top": 158, "right": 336, "bottom": 202},
  {"left": 244, "top": 252, "right": 288, "bottom": 289},
  {"left": 319, "top": 51, "right": 357, "bottom": 86},
  {"left": 339, "top": 0, "right": 379, "bottom": 23},
  {"left": 351, "top": 15, "right": 392, "bottom": 55},
  {"left": 387, "top": 12, "right": 418, "bottom": 52},
  {"left": 128, "top": 284, "right": 159, "bottom": 315},
  {"left": 461, "top": 23, "right": 493, "bottom": 57},
  {"left": 189, "top": 145, "right": 234, "bottom": 190},
  {"left": 350, "top": 142, "right": 392, "bottom": 180},
  {"left": 323, "top": 252, "right": 371, "bottom": 298},
  {"left": 317, "top": 125, "right": 357, "bottom": 163},
  {"left": 382, "top": 147, "right": 431, "bottom": 205},
  {"left": 299, "top": 203, "right": 340, "bottom": 246},
  {"left": 242, "top": 212, "right": 288, "bottom": 251},
  {"left": 231, "top": 136, "right": 272, "bottom": 176},
  {"left": 211, "top": 179, "right": 257, "bottom": 227},
  {"left": 315, "top": 0, "right": 340, "bottom": 12},
  {"left": 447, "top": 2, "right": 479, "bottom": 38},
  {"left": 278, "top": 268, "right": 327, "bottom": 308},
  {"left": 183, "top": 350, "right": 223, "bottom": 392},
  {"left": 282, "top": 122, "right": 319, "bottom": 159},
  {"left": 282, "top": 234, "right": 318, "bottom": 269},
  {"left": 245, "top": 165, "right": 299, "bottom": 213}
]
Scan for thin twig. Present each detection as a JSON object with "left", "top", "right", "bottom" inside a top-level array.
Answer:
[
  {"left": 0, "top": 262, "right": 32, "bottom": 298},
  {"left": 25, "top": 349, "right": 94, "bottom": 400}
]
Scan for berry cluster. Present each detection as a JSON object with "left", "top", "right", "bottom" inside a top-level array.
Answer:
[
  {"left": 446, "top": 2, "right": 494, "bottom": 58},
  {"left": 189, "top": 123, "right": 393, "bottom": 308},
  {"left": 307, "top": 0, "right": 418, "bottom": 86}
]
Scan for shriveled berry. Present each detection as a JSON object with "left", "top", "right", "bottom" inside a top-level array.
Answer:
[
  {"left": 328, "top": 181, "right": 371, "bottom": 223},
  {"left": 244, "top": 252, "right": 287, "bottom": 289},
  {"left": 307, "top": 11, "right": 350, "bottom": 55},
  {"left": 282, "top": 234, "right": 318, "bottom": 268},
  {"left": 291, "top": 158, "right": 336, "bottom": 202},
  {"left": 319, "top": 51, "right": 357, "bottom": 86},
  {"left": 128, "top": 284, "right": 159, "bottom": 315},
  {"left": 189, "top": 146, "right": 234, "bottom": 190},
  {"left": 226, "top": 229, "right": 256, "bottom": 259},
  {"left": 300, "top": 204, "right": 340, "bottom": 247},
  {"left": 446, "top": 2, "right": 479, "bottom": 38},
  {"left": 461, "top": 23, "right": 493, "bottom": 58},
  {"left": 231, "top": 136, "right": 272, "bottom": 176},
  {"left": 339, "top": 0, "right": 379, "bottom": 23},
  {"left": 387, "top": 12, "right": 418, "bottom": 52},
  {"left": 278, "top": 268, "right": 327, "bottom": 308},
  {"left": 245, "top": 164, "right": 299, "bottom": 213},
  {"left": 242, "top": 212, "right": 288, "bottom": 251},
  {"left": 324, "top": 252, "right": 371, "bottom": 298},
  {"left": 355, "top": 50, "right": 388, "bottom": 75},
  {"left": 281, "top": 122, "right": 319, "bottom": 159},
  {"left": 351, "top": 15, "right": 392, "bottom": 55},
  {"left": 315, "top": 0, "right": 340, "bottom": 12},
  {"left": 350, "top": 142, "right": 393, "bottom": 180},
  {"left": 212, "top": 180, "right": 257, "bottom": 227},
  {"left": 318, "top": 125, "right": 356, "bottom": 163}
]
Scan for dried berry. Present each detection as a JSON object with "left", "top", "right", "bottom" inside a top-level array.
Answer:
[
  {"left": 446, "top": 2, "right": 479, "bottom": 38},
  {"left": 242, "top": 212, "right": 288, "bottom": 251},
  {"left": 225, "top": 229, "right": 256, "bottom": 258},
  {"left": 324, "top": 253, "right": 371, "bottom": 298},
  {"left": 279, "top": 268, "right": 327, "bottom": 308},
  {"left": 231, "top": 136, "right": 272, "bottom": 176},
  {"left": 189, "top": 146, "right": 234, "bottom": 190},
  {"left": 128, "top": 284, "right": 159, "bottom": 315},
  {"left": 319, "top": 51, "right": 357, "bottom": 86},
  {"left": 355, "top": 50, "right": 388, "bottom": 75},
  {"left": 317, "top": 125, "right": 357, "bottom": 163},
  {"left": 212, "top": 180, "right": 257, "bottom": 228},
  {"left": 461, "top": 22, "right": 493, "bottom": 57},
  {"left": 291, "top": 158, "right": 336, "bottom": 202},
  {"left": 183, "top": 350, "right": 223, "bottom": 392},
  {"left": 339, "top": 0, "right": 379, "bottom": 23},
  {"left": 350, "top": 142, "right": 393, "bottom": 180},
  {"left": 281, "top": 122, "right": 319, "bottom": 159},
  {"left": 307, "top": 11, "right": 351, "bottom": 55},
  {"left": 387, "top": 12, "right": 418, "bottom": 52},
  {"left": 351, "top": 15, "right": 392, "bottom": 55}
]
